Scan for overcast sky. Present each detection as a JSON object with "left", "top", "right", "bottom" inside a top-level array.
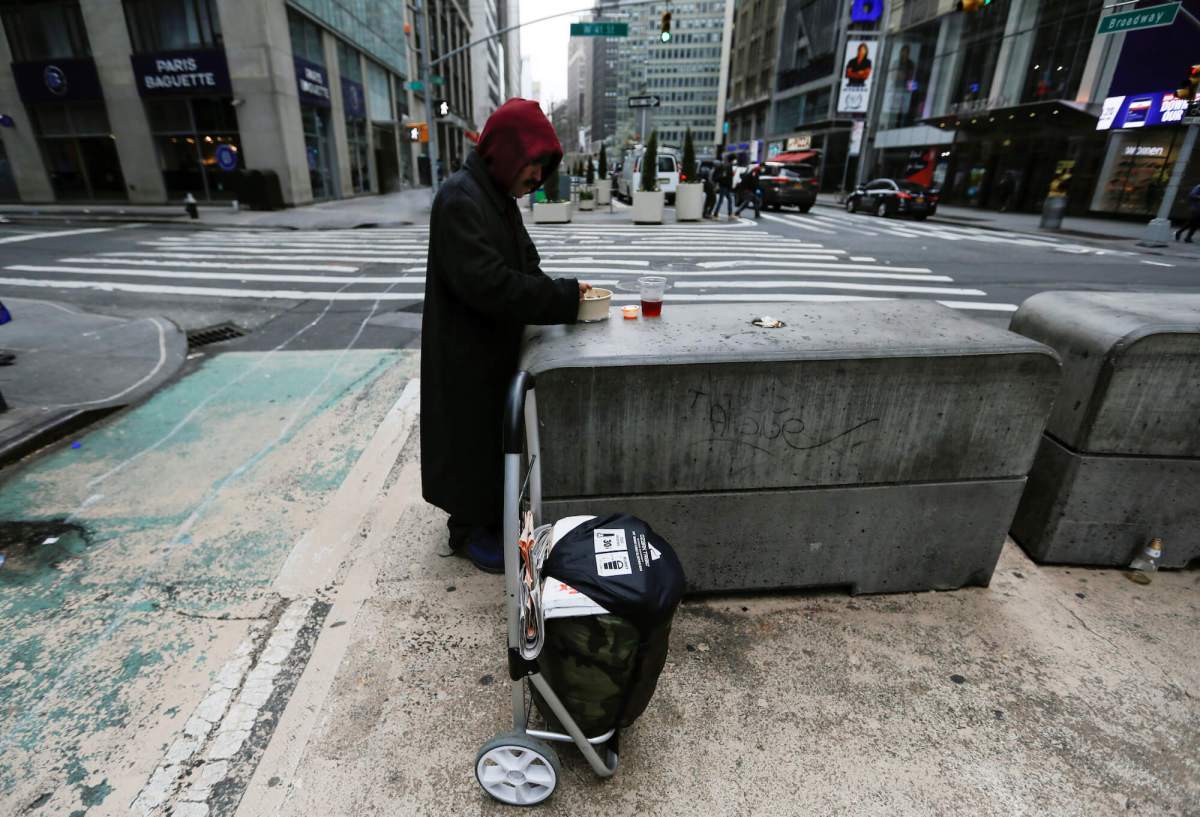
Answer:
[{"left": 519, "top": 0, "right": 580, "bottom": 106}]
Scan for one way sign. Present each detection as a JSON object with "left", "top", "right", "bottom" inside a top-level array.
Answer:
[{"left": 628, "top": 95, "right": 661, "bottom": 108}]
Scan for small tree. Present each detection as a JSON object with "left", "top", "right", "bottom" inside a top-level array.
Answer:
[
  {"left": 586, "top": 157, "right": 595, "bottom": 186},
  {"left": 598, "top": 144, "right": 608, "bottom": 180},
  {"left": 640, "top": 130, "right": 659, "bottom": 193},
  {"left": 682, "top": 127, "right": 697, "bottom": 182},
  {"left": 543, "top": 163, "right": 562, "bottom": 202}
]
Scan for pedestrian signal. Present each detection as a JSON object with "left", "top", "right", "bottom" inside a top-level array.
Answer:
[
  {"left": 660, "top": 11, "right": 672, "bottom": 43},
  {"left": 406, "top": 122, "right": 429, "bottom": 143},
  {"left": 1176, "top": 64, "right": 1200, "bottom": 100},
  {"left": 436, "top": 98, "right": 451, "bottom": 118}
]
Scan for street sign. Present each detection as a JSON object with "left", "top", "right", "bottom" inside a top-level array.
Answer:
[
  {"left": 628, "top": 95, "right": 660, "bottom": 108},
  {"left": 408, "top": 80, "right": 424, "bottom": 91},
  {"left": 570, "top": 22, "right": 629, "bottom": 37},
  {"left": 214, "top": 143, "right": 237, "bottom": 171},
  {"left": 431, "top": 75, "right": 444, "bottom": 85},
  {"left": 1096, "top": 2, "right": 1179, "bottom": 35}
]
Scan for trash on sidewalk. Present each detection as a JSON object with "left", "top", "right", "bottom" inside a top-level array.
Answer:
[{"left": 1126, "top": 537, "right": 1163, "bottom": 584}]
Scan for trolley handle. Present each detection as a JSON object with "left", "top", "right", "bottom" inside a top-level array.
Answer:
[{"left": 503, "top": 371, "right": 536, "bottom": 455}]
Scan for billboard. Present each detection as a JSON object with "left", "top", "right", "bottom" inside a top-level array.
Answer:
[
  {"left": 1096, "top": 92, "right": 1190, "bottom": 129},
  {"left": 838, "top": 40, "right": 877, "bottom": 114}
]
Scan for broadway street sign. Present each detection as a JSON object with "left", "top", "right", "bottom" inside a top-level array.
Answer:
[
  {"left": 1096, "top": 2, "right": 1180, "bottom": 34},
  {"left": 570, "top": 21, "right": 629, "bottom": 36},
  {"left": 628, "top": 95, "right": 661, "bottom": 108}
]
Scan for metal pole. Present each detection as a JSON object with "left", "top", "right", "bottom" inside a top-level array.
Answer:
[
  {"left": 418, "top": 0, "right": 441, "bottom": 197},
  {"left": 1138, "top": 122, "right": 1198, "bottom": 247},
  {"left": 856, "top": 1, "right": 892, "bottom": 188},
  {"left": 640, "top": 107, "right": 646, "bottom": 142}
]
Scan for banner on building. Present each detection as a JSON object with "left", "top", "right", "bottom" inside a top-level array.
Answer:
[
  {"left": 848, "top": 120, "right": 865, "bottom": 156},
  {"left": 131, "top": 50, "right": 232, "bottom": 97},
  {"left": 12, "top": 58, "right": 103, "bottom": 104},
  {"left": 294, "top": 57, "right": 332, "bottom": 108},
  {"left": 838, "top": 40, "right": 877, "bottom": 114},
  {"left": 1096, "top": 92, "right": 1189, "bottom": 130}
]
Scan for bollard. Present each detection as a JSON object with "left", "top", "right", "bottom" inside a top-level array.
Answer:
[{"left": 1039, "top": 195, "right": 1066, "bottom": 230}]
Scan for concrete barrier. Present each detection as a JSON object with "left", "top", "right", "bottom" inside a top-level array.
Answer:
[
  {"left": 1009, "top": 292, "right": 1200, "bottom": 568},
  {"left": 521, "top": 301, "right": 1061, "bottom": 594}
]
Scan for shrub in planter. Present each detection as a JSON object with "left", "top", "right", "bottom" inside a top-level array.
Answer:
[
  {"left": 633, "top": 130, "right": 665, "bottom": 224},
  {"left": 596, "top": 145, "right": 612, "bottom": 205},
  {"left": 578, "top": 187, "right": 595, "bottom": 210},
  {"left": 675, "top": 127, "right": 705, "bottom": 222},
  {"left": 534, "top": 164, "right": 572, "bottom": 224}
]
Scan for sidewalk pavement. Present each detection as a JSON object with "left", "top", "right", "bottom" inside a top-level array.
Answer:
[
  {"left": 0, "top": 188, "right": 433, "bottom": 230},
  {"left": 0, "top": 298, "right": 186, "bottom": 465},
  {"left": 816, "top": 194, "right": 1200, "bottom": 262},
  {"left": 234, "top": 422, "right": 1199, "bottom": 816}
]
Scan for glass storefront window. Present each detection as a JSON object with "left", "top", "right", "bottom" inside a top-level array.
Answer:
[
  {"left": 144, "top": 97, "right": 242, "bottom": 201},
  {"left": 301, "top": 106, "right": 334, "bottom": 199},
  {"left": 1091, "top": 129, "right": 1184, "bottom": 216},
  {"left": 289, "top": 10, "right": 325, "bottom": 65},
  {"left": 948, "top": 0, "right": 1010, "bottom": 107},
  {"left": 337, "top": 40, "right": 362, "bottom": 84},
  {"left": 123, "top": 0, "right": 222, "bottom": 53},
  {"left": 1, "top": 1, "right": 91, "bottom": 61},
  {"left": 32, "top": 102, "right": 126, "bottom": 200},
  {"left": 346, "top": 119, "right": 369, "bottom": 193}
]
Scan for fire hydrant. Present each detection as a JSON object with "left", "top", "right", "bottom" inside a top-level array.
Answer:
[{"left": 184, "top": 192, "right": 199, "bottom": 219}]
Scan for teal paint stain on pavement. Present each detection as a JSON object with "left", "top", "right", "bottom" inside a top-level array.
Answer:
[{"left": 0, "top": 349, "right": 412, "bottom": 807}]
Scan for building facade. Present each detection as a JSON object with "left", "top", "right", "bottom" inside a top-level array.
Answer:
[
  {"left": 566, "top": 31, "right": 591, "bottom": 153},
  {"left": 724, "top": 0, "right": 781, "bottom": 152},
  {"left": 580, "top": 0, "right": 731, "bottom": 157},
  {"left": 0, "top": 0, "right": 429, "bottom": 205}
]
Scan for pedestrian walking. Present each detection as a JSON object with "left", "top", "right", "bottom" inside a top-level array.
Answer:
[
  {"left": 712, "top": 157, "right": 736, "bottom": 219},
  {"left": 701, "top": 165, "right": 717, "bottom": 219},
  {"left": 735, "top": 164, "right": 762, "bottom": 218},
  {"left": 421, "top": 98, "right": 591, "bottom": 573},
  {"left": 1175, "top": 183, "right": 1200, "bottom": 243}
]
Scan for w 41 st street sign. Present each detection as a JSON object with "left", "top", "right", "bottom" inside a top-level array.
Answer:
[
  {"left": 570, "top": 22, "right": 629, "bottom": 36},
  {"left": 1096, "top": 1, "right": 1180, "bottom": 34}
]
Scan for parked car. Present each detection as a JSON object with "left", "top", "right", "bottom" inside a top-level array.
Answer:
[
  {"left": 759, "top": 162, "right": 819, "bottom": 212},
  {"left": 846, "top": 179, "right": 938, "bottom": 219},
  {"left": 617, "top": 148, "right": 681, "bottom": 203}
]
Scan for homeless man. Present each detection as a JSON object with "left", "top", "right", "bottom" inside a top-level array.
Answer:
[{"left": 421, "top": 98, "right": 591, "bottom": 573}]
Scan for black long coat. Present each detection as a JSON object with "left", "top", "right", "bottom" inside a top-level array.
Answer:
[{"left": 420, "top": 151, "right": 579, "bottom": 526}]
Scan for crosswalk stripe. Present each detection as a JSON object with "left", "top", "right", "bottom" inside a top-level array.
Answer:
[
  {"left": 61, "top": 257, "right": 361, "bottom": 272},
  {"left": 696, "top": 260, "right": 934, "bottom": 273},
  {"left": 757, "top": 213, "right": 836, "bottom": 233},
  {"left": 673, "top": 280, "right": 986, "bottom": 296},
  {"left": 584, "top": 268, "right": 953, "bottom": 282},
  {"left": 0, "top": 277, "right": 425, "bottom": 300},
  {"left": 605, "top": 293, "right": 1018, "bottom": 311},
  {"left": 6, "top": 265, "right": 417, "bottom": 284},
  {"left": 101, "top": 251, "right": 424, "bottom": 264},
  {"left": 136, "top": 244, "right": 847, "bottom": 260}
]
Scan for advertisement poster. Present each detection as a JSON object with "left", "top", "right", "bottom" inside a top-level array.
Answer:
[
  {"left": 1095, "top": 92, "right": 1189, "bottom": 130},
  {"left": 838, "top": 40, "right": 877, "bottom": 114},
  {"left": 848, "top": 120, "right": 865, "bottom": 156}
]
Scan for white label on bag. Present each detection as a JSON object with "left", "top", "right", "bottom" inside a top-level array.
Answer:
[
  {"left": 593, "top": 528, "right": 627, "bottom": 554},
  {"left": 649, "top": 544, "right": 662, "bottom": 561},
  {"left": 596, "top": 551, "right": 632, "bottom": 577}
]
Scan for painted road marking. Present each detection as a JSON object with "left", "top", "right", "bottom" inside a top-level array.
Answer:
[
  {"left": 603, "top": 292, "right": 1019, "bottom": 311},
  {"left": 673, "top": 279, "right": 987, "bottom": 296},
  {"left": 615, "top": 268, "right": 953, "bottom": 281},
  {"left": 1141, "top": 260, "right": 1175, "bottom": 267},
  {"left": 76, "top": 256, "right": 362, "bottom": 272},
  {"left": 0, "top": 226, "right": 116, "bottom": 244},
  {"left": 0, "top": 276, "right": 424, "bottom": 300},
  {"left": 697, "top": 260, "right": 934, "bottom": 273},
  {"left": 850, "top": 256, "right": 876, "bottom": 262}
]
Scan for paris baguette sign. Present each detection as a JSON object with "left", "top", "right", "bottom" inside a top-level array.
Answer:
[{"left": 131, "top": 50, "right": 232, "bottom": 97}]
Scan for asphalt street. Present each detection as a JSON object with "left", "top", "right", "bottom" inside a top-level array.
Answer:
[{"left": 2, "top": 205, "right": 1198, "bottom": 341}]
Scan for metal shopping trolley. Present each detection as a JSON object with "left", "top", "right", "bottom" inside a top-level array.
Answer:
[{"left": 474, "top": 371, "right": 620, "bottom": 806}]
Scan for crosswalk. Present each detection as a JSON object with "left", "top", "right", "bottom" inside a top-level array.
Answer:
[
  {"left": 763, "top": 207, "right": 1136, "bottom": 256},
  {"left": 0, "top": 219, "right": 1018, "bottom": 312}
]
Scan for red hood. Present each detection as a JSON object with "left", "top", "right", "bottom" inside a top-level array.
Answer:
[{"left": 476, "top": 98, "right": 563, "bottom": 193}]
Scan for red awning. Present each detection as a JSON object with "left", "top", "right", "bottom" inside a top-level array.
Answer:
[{"left": 771, "top": 150, "right": 818, "bottom": 163}]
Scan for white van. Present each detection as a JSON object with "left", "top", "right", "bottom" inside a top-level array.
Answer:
[{"left": 617, "top": 148, "right": 681, "bottom": 204}]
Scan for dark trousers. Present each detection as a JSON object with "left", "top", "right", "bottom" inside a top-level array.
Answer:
[
  {"left": 714, "top": 187, "right": 735, "bottom": 216},
  {"left": 703, "top": 189, "right": 716, "bottom": 216},
  {"left": 1177, "top": 210, "right": 1200, "bottom": 241},
  {"left": 735, "top": 189, "right": 760, "bottom": 217}
]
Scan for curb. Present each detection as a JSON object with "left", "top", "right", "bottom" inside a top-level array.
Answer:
[{"left": 0, "top": 405, "right": 122, "bottom": 469}]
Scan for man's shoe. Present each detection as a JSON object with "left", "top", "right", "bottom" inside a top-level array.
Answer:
[{"left": 465, "top": 528, "right": 504, "bottom": 574}]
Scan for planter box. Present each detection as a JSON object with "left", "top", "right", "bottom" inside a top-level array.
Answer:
[
  {"left": 533, "top": 200, "right": 572, "bottom": 224},
  {"left": 595, "top": 185, "right": 612, "bottom": 205},
  {"left": 578, "top": 192, "right": 596, "bottom": 211},
  {"left": 675, "top": 182, "right": 705, "bottom": 221},
  {"left": 632, "top": 190, "right": 664, "bottom": 224}
]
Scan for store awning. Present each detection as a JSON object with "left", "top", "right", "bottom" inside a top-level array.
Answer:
[
  {"left": 772, "top": 150, "right": 819, "bottom": 163},
  {"left": 921, "top": 99, "right": 1098, "bottom": 132}
]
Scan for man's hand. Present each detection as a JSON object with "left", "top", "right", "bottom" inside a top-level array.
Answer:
[{"left": 578, "top": 281, "right": 593, "bottom": 301}]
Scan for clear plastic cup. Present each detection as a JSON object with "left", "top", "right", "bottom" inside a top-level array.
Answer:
[{"left": 638, "top": 276, "right": 666, "bottom": 317}]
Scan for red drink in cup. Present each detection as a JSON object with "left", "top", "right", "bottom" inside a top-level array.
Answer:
[{"left": 638, "top": 276, "right": 666, "bottom": 318}]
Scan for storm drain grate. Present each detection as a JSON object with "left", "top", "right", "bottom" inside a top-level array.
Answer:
[{"left": 186, "top": 322, "right": 248, "bottom": 349}]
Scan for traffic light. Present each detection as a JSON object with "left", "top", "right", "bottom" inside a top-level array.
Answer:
[
  {"left": 436, "top": 99, "right": 451, "bottom": 118},
  {"left": 957, "top": 0, "right": 993, "bottom": 10},
  {"left": 660, "top": 11, "right": 672, "bottom": 43},
  {"left": 1176, "top": 64, "right": 1200, "bottom": 100},
  {"left": 406, "top": 122, "right": 429, "bottom": 143}
]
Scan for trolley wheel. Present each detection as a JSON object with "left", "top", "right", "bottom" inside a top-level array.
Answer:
[{"left": 475, "top": 732, "right": 561, "bottom": 806}]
